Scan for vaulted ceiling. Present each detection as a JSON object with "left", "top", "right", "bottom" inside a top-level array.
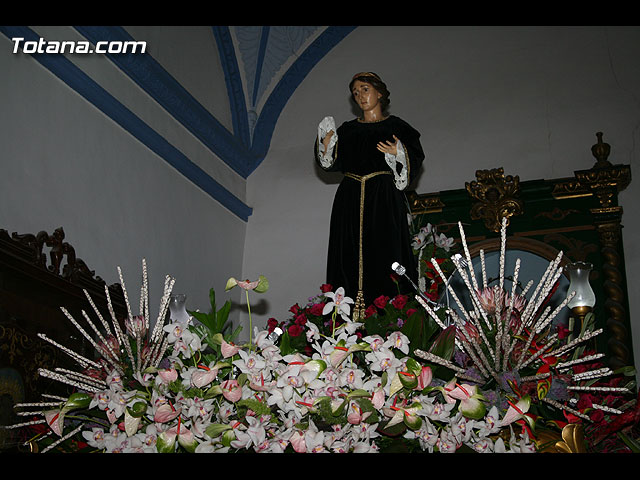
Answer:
[{"left": 0, "top": 25, "right": 357, "bottom": 221}]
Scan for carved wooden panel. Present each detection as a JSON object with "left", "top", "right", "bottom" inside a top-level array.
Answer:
[{"left": 0, "top": 227, "right": 127, "bottom": 450}]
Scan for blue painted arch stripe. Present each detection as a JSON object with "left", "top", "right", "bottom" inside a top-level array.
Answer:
[
  {"left": 73, "top": 25, "right": 257, "bottom": 179},
  {"left": 0, "top": 26, "right": 252, "bottom": 221}
]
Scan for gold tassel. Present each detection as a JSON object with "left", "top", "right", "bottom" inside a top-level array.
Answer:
[{"left": 353, "top": 290, "right": 365, "bottom": 321}]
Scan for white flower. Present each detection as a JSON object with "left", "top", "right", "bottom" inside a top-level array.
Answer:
[
  {"left": 233, "top": 349, "right": 266, "bottom": 375},
  {"left": 421, "top": 400, "right": 456, "bottom": 422},
  {"left": 365, "top": 347, "right": 402, "bottom": 375},
  {"left": 404, "top": 418, "right": 439, "bottom": 452},
  {"left": 304, "top": 420, "right": 326, "bottom": 453},
  {"left": 363, "top": 334, "right": 385, "bottom": 351},
  {"left": 475, "top": 405, "right": 501, "bottom": 437},
  {"left": 437, "top": 429, "right": 460, "bottom": 453},
  {"left": 435, "top": 232, "right": 455, "bottom": 251},
  {"left": 383, "top": 331, "right": 410, "bottom": 354},
  {"left": 82, "top": 427, "right": 106, "bottom": 449},
  {"left": 322, "top": 287, "right": 354, "bottom": 321},
  {"left": 338, "top": 367, "right": 365, "bottom": 389}
]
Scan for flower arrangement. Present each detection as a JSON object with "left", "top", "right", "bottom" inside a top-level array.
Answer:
[
  {"left": 2, "top": 222, "right": 638, "bottom": 453},
  {"left": 410, "top": 220, "right": 460, "bottom": 302}
]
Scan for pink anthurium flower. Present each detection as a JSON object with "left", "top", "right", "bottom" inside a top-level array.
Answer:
[
  {"left": 225, "top": 275, "right": 269, "bottom": 293},
  {"left": 156, "top": 421, "right": 197, "bottom": 453},
  {"left": 416, "top": 366, "right": 433, "bottom": 390},
  {"left": 191, "top": 364, "right": 219, "bottom": 388},
  {"left": 171, "top": 422, "right": 199, "bottom": 453},
  {"left": 500, "top": 395, "right": 532, "bottom": 427},
  {"left": 154, "top": 402, "right": 181, "bottom": 423},
  {"left": 221, "top": 339, "right": 241, "bottom": 358},
  {"left": 443, "top": 379, "right": 487, "bottom": 420},
  {"left": 44, "top": 410, "right": 64, "bottom": 437},
  {"left": 238, "top": 279, "right": 260, "bottom": 290},
  {"left": 221, "top": 379, "right": 242, "bottom": 402},
  {"left": 371, "top": 388, "right": 385, "bottom": 409},
  {"left": 157, "top": 368, "right": 178, "bottom": 385}
]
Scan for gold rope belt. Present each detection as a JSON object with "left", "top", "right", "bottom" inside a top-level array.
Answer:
[{"left": 344, "top": 171, "right": 392, "bottom": 320}]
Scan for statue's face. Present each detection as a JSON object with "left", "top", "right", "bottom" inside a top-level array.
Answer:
[{"left": 351, "top": 80, "right": 381, "bottom": 113}]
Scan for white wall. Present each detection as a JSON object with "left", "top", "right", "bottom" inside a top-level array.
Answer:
[
  {"left": 244, "top": 26, "right": 640, "bottom": 368},
  {"left": 1, "top": 26, "right": 247, "bottom": 323}
]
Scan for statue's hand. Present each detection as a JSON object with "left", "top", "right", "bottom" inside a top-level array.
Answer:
[{"left": 377, "top": 135, "right": 399, "bottom": 156}]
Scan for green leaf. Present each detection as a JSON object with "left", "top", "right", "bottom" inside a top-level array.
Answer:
[
  {"left": 279, "top": 331, "right": 293, "bottom": 356},
  {"left": 222, "top": 430, "right": 235, "bottom": 448},
  {"left": 389, "top": 373, "right": 404, "bottom": 398},
  {"left": 209, "top": 287, "right": 217, "bottom": 312},
  {"left": 127, "top": 401, "right": 147, "bottom": 418},
  {"left": 237, "top": 398, "right": 272, "bottom": 416},
  {"left": 347, "top": 389, "right": 372, "bottom": 399},
  {"left": 428, "top": 325, "right": 456, "bottom": 361},
  {"left": 216, "top": 300, "right": 232, "bottom": 332},
  {"left": 401, "top": 309, "right": 439, "bottom": 352},
  {"left": 617, "top": 431, "right": 640, "bottom": 453},
  {"left": 205, "top": 423, "right": 232, "bottom": 438},
  {"left": 63, "top": 392, "right": 92, "bottom": 411},
  {"left": 156, "top": 432, "right": 176, "bottom": 453},
  {"left": 405, "top": 357, "right": 422, "bottom": 376}
]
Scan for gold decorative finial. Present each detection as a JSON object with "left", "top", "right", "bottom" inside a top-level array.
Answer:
[{"left": 591, "top": 131, "right": 611, "bottom": 168}]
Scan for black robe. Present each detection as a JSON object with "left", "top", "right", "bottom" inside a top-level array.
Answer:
[{"left": 315, "top": 115, "right": 425, "bottom": 312}]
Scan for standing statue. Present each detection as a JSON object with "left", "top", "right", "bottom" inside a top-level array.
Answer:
[{"left": 315, "top": 72, "right": 425, "bottom": 319}]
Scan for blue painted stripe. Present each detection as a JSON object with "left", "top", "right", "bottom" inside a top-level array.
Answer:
[
  {"left": 73, "top": 25, "right": 258, "bottom": 179},
  {"left": 1, "top": 26, "right": 252, "bottom": 222},
  {"left": 252, "top": 26, "right": 270, "bottom": 107},
  {"left": 249, "top": 26, "right": 357, "bottom": 175},
  {"left": 211, "top": 26, "right": 251, "bottom": 148}
]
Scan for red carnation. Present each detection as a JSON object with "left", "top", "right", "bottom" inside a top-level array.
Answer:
[
  {"left": 294, "top": 313, "right": 307, "bottom": 326},
  {"left": 406, "top": 308, "right": 417, "bottom": 318}
]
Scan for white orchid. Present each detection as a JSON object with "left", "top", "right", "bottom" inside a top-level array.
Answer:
[
  {"left": 322, "top": 286, "right": 354, "bottom": 321},
  {"left": 435, "top": 232, "right": 455, "bottom": 251}
]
